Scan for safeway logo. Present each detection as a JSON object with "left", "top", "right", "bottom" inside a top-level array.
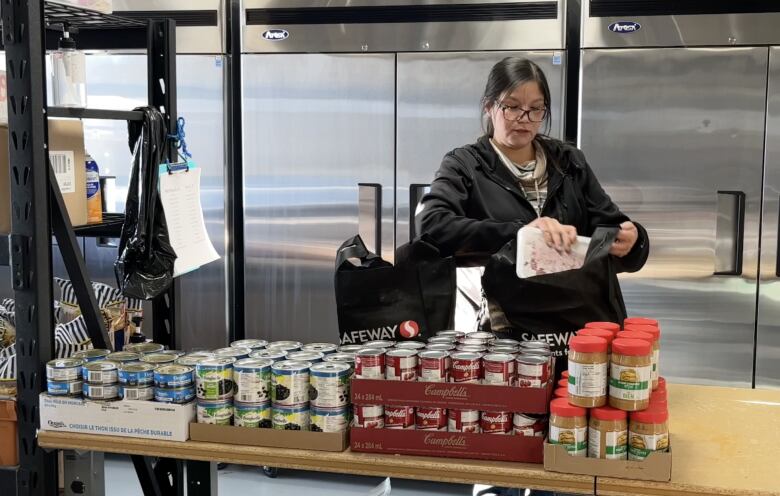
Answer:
[
  {"left": 340, "top": 321, "right": 420, "bottom": 344},
  {"left": 399, "top": 320, "right": 419, "bottom": 339},
  {"left": 262, "top": 29, "right": 289, "bottom": 41},
  {"left": 608, "top": 21, "right": 641, "bottom": 33}
]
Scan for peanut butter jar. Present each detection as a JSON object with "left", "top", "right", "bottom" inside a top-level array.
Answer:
[
  {"left": 567, "top": 335, "right": 608, "bottom": 408},
  {"left": 585, "top": 321, "right": 622, "bottom": 337},
  {"left": 577, "top": 327, "right": 615, "bottom": 361},
  {"left": 549, "top": 398, "right": 588, "bottom": 457},
  {"left": 629, "top": 405, "right": 669, "bottom": 461},
  {"left": 609, "top": 338, "right": 652, "bottom": 411},
  {"left": 588, "top": 405, "right": 628, "bottom": 460}
]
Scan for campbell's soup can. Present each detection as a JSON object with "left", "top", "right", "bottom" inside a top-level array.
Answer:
[
  {"left": 482, "top": 353, "right": 516, "bottom": 386},
  {"left": 513, "top": 413, "right": 548, "bottom": 437},
  {"left": 456, "top": 344, "right": 487, "bottom": 353},
  {"left": 384, "top": 405, "right": 415, "bottom": 429},
  {"left": 480, "top": 411, "right": 512, "bottom": 434},
  {"left": 520, "top": 347, "right": 555, "bottom": 373},
  {"left": 493, "top": 338, "right": 520, "bottom": 347},
  {"left": 417, "top": 350, "right": 449, "bottom": 383},
  {"left": 394, "top": 341, "right": 426, "bottom": 351},
  {"left": 448, "top": 409, "right": 481, "bottom": 433},
  {"left": 353, "top": 405, "right": 385, "bottom": 428},
  {"left": 460, "top": 338, "right": 489, "bottom": 347},
  {"left": 436, "top": 330, "right": 466, "bottom": 340},
  {"left": 426, "top": 343, "right": 456, "bottom": 352},
  {"left": 385, "top": 349, "right": 418, "bottom": 381},
  {"left": 515, "top": 354, "right": 550, "bottom": 387},
  {"left": 416, "top": 407, "right": 447, "bottom": 431},
  {"left": 428, "top": 336, "right": 457, "bottom": 345},
  {"left": 468, "top": 331, "right": 496, "bottom": 343},
  {"left": 354, "top": 348, "right": 385, "bottom": 379},
  {"left": 449, "top": 352, "right": 482, "bottom": 383}
]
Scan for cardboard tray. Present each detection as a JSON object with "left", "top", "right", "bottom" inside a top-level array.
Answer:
[
  {"left": 351, "top": 379, "right": 551, "bottom": 413},
  {"left": 351, "top": 427, "right": 544, "bottom": 463},
  {"left": 544, "top": 440, "right": 672, "bottom": 482},
  {"left": 189, "top": 423, "right": 348, "bottom": 452}
]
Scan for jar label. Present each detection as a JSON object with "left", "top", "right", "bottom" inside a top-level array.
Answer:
[
  {"left": 609, "top": 363, "right": 651, "bottom": 401},
  {"left": 652, "top": 348, "right": 660, "bottom": 383},
  {"left": 628, "top": 431, "right": 669, "bottom": 460},
  {"left": 568, "top": 361, "right": 607, "bottom": 398},
  {"left": 550, "top": 425, "right": 587, "bottom": 457},
  {"left": 588, "top": 426, "right": 628, "bottom": 460}
]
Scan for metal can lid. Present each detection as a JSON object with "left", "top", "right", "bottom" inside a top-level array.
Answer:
[
  {"left": 84, "top": 360, "right": 118, "bottom": 372},
  {"left": 234, "top": 358, "right": 274, "bottom": 369},
  {"left": 249, "top": 349, "right": 287, "bottom": 359},
  {"left": 460, "top": 338, "right": 488, "bottom": 346},
  {"left": 516, "top": 354, "right": 549, "bottom": 365},
  {"left": 197, "top": 357, "right": 237, "bottom": 367},
  {"left": 73, "top": 349, "right": 110, "bottom": 359},
  {"left": 450, "top": 352, "right": 481, "bottom": 361},
  {"left": 286, "top": 351, "right": 325, "bottom": 361},
  {"left": 310, "top": 362, "right": 351, "bottom": 374},
  {"left": 418, "top": 350, "right": 449, "bottom": 359},
  {"left": 47, "top": 358, "right": 84, "bottom": 369},
  {"left": 119, "top": 362, "right": 156, "bottom": 373},
  {"left": 124, "top": 343, "right": 165, "bottom": 353},
  {"left": 272, "top": 360, "right": 312, "bottom": 372},
  {"left": 426, "top": 344, "right": 456, "bottom": 351},
  {"left": 493, "top": 339, "right": 520, "bottom": 346},
  {"left": 489, "top": 346, "right": 519, "bottom": 353},
  {"left": 155, "top": 365, "right": 194, "bottom": 376},
  {"left": 301, "top": 343, "right": 338, "bottom": 351},
  {"left": 356, "top": 348, "right": 385, "bottom": 357},
  {"left": 428, "top": 336, "right": 457, "bottom": 344},
  {"left": 469, "top": 332, "right": 495, "bottom": 340},
  {"left": 483, "top": 353, "right": 514, "bottom": 363},
  {"left": 435, "top": 330, "right": 465, "bottom": 338},
  {"left": 213, "top": 347, "right": 251, "bottom": 357},
  {"left": 230, "top": 339, "right": 268, "bottom": 349},
  {"left": 141, "top": 353, "right": 176, "bottom": 364},
  {"left": 337, "top": 345, "right": 364, "bottom": 353},
  {"left": 520, "top": 347, "right": 551, "bottom": 357},
  {"left": 322, "top": 353, "right": 355, "bottom": 363},
  {"left": 106, "top": 352, "right": 141, "bottom": 361},
  {"left": 519, "top": 341, "right": 551, "bottom": 350},
  {"left": 266, "top": 341, "right": 303, "bottom": 349},
  {"left": 175, "top": 355, "right": 209, "bottom": 366},
  {"left": 394, "top": 341, "right": 426, "bottom": 349},
  {"left": 364, "top": 340, "right": 395, "bottom": 348},
  {"left": 457, "top": 345, "right": 487, "bottom": 352},
  {"left": 157, "top": 350, "right": 186, "bottom": 357},
  {"left": 385, "top": 348, "right": 418, "bottom": 358}
]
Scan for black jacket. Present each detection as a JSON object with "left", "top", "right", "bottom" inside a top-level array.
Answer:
[{"left": 416, "top": 135, "right": 649, "bottom": 272}]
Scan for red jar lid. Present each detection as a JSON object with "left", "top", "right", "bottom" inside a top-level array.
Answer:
[
  {"left": 624, "top": 323, "right": 661, "bottom": 340},
  {"left": 558, "top": 378, "right": 568, "bottom": 388},
  {"left": 569, "top": 335, "right": 608, "bottom": 353},
  {"left": 550, "top": 398, "right": 587, "bottom": 417},
  {"left": 591, "top": 405, "right": 628, "bottom": 421},
  {"left": 617, "top": 330, "right": 655, "bottom": 345},
  {"left": 657, "top": 377, "right": 667, "bottom": 392},
  {"left": 650, "top": 393, "right": 668, "bottom": 407},
  {"left": 585, "top": 321, "right": 621, "bottom": 334},
  {"left": 624, "top": 317, "right": 659, "bottom": 328},
  {"left": 561, "top": 370, "right": 569, "bottom": 379},
  {"left": 554, "top": 387, "right": 568, "bottom": 399},
  {"left": 612, "top": 338, "right": 652, "bottom": 356},
  {"left": 630, "top": 405, "right": 669, "bottom": 424},
  {"left": 577, "top": 328, "right": 615, "bottom": 344}
]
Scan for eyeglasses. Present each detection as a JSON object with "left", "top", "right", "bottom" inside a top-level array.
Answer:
[{"left": 498, "top": 103, "right": 548, "bottom": 123}]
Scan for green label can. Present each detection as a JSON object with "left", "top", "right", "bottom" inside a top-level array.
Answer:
[
  {"left": 272, "top": 404, "right": 310, "bottom": 431},
  {"left": 197, "top": 399, "right": 233, "bottom": 425},
  {"left": 311, "top": 407, "right": 350, "bottom": 433},
  {"left": 271, "top": 360, "right": 311, "bottom": 406},
  {"left": 234, "top": 358, "right": 272, "bottom": 403},
  {"left": 234, "top": 401, "right": 272, "bottom": 428},
  {"left": 196, "top": 357, "right": 236, "bottom": 400}
]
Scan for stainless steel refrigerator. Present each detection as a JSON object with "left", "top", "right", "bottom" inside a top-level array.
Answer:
[
  {"left": 241, "top": 0, "right": 567, "bottom": 343},
  {"left": 579, "top": 1, "right": 780, "bottom": 387}
]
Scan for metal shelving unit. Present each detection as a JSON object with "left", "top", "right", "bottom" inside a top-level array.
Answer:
[{"left": 1, "top": 2, "right": 179, "bottom": 495}]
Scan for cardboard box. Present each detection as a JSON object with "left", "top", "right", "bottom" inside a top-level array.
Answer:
[
  {"left": 48, "top": 119, "right": 88, "bottom": 227},
  {"left": 352, "top": 427, "right": 544, "bottom": 463},
  {"left": 543, "top": 440, "right": 672, "bottom": 482},
  {"left": 0, "top": 126, "right": 9, "bottom": 234},
  {"left": 0, "top": 399, "right": 17, "bottom": 466},
  {"left": 351, "top": 378, "right": 551, "bottom": 413},
  {"left": 39, "top": 394, "right": 194, "bottom": 442},
  {"left": 189, "top": 423, "right": 348, "bottom": 452}
]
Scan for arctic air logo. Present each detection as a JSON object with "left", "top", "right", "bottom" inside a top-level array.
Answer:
[
  {"left": 399, "top": 320, "right": 420, "bottom": 339},
  {"left": 608, "top": 21, "right": 641, "bottom": 34},
  {"left": 262, "top": 29, "right": 289, "bottom": 41}
]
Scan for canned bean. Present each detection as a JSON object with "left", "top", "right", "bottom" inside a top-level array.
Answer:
[
  {"left": 311, "top": 406, "right": 350, "bottom": 433},
  {"left": 272, "top": 404, "right": 310, "bottom": 431},
  {"left": 271, "top": 360, "right": 311, "bottom": 406},
  {"left": 234, "top": 401, "right": 272, "bottom": 428},
  {"left": 197, "top": 399, "right": 233, "bottom": 425},
  {"left": 196, "top": 358, "right": 236, "bottom": 400},
  {"left": 309, "top": 362, "right": 351, "bottom": 408},
  {"left": 234, "top": 358, "right": 272, "bottom": 403}
]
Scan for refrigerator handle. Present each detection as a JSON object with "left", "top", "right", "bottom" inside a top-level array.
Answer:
[
  {"left": 714, "top": 190, "right": 746, "bottom": 276},
  {"left": 358, "top": 183, "right": 382, "bottom": 256},
  {"left": 409, "top": 184, "right": 431, "bottom": 241}
]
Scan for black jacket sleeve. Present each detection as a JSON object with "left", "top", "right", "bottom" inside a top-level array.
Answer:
[
  {"left": 416, "top": 154, "right": 522, "bottom": 259},
  {"left": 577, "top": 153, "right": 650, "bottom": 273}
]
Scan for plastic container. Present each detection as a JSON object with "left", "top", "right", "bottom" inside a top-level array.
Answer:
[
  {"left": 549, "top": 398, "right": 587, "bottom": 457},
  {"left": 585, "top": 321, "right": 621, "bottom": 336},
  {"left": 609, "top": 338, "right": 653, "bottom": 411},
  {"left": 588, "top": 405, "right": 628, "bottom": 460},
  {"left": 629, "top": 406, "right": 670, "bottom": 461},
  {"left": 576, "top": 328, "right": 615, "bottom": 359},
  {"left": 567, "top": 335, "right": 608, "bottom": 408},
  {"left": 0, "top": 400, "right": 17, "bottom": 466},
  {"left": 617, "top": 330, "right": 658, "bottom": 390},
  {"left": 624, "top": 323, "right": 661, "bottom": 389},
  {"left": 51, "top": 30, "right": 86, "bottom": 108}
]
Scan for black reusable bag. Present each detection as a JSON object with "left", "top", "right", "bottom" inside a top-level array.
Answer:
[
  {"left": 482, "top": 227, "right": 627, "bottom": 364},
  {"left": 114, "top": 107, "right": 177, "bottom": 300},
  {"left": 334, "top": 235, "right": 456, "bottom": 345}
]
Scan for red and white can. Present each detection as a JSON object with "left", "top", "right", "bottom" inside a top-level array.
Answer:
[
  {"left": 449, "top": 352, "right": 482, "bottom": 383},
  {"left": 428, "top": 336, "right": 457, "bottom": 345},
  {"left": 456, "top": 344, "right": 487, "bottom": 353},
  {"left": 354, "top": 405, "right": 385, "bottom": 429},
  {"left": 489, "top": 345, "right": 519, "bottom": 354},
  {"left": 354, "top": 348, "right": 386, "bottom": 379},
  {"left": 385, "top": 349, "right": 418, "bottom": 381},
  {"left": 460, "top": 337, "right": 489, "bottom": 347},
  {"left": 493, "top": 338, "right": 520, "bottom": 347},
  {"left": 384, "top": 405, "right": 415, "bottom": 429},
  {"left": 448, "top": 409, "right": 481, "bottom": 433},
  {"left": 426, "top": 343, "right": 456, "bottom": 352},
  {"left": 415, "top": 407, "right": 447, "bottom": 431},
  {"left": 513, "top": 413, "right": 548, "bottom": 437},
  {"left": 364, "top": 340, "right": 395, "bottom": 349},
  {"left": 417, "top": 350, "right": 449, "bottom": 383},
  {"left": 482, "top": 353, "right": 516, "bottom": 386},
  {"left": 480, "top": 411, "right": 512, "bottom": 434},
  {"left": 469, "top": 331, "right": 496, "bottom": 343},
  {"left": 436, "top": 330, "right": 466, "bottom": 340},
  {"left": 515, "top": 354, "right": 550, "bottom": 387},
  {"left": 394, "top": 341, "right": 426, "bottom": 351}
]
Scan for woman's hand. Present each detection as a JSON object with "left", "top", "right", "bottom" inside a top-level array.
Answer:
[
  {"left": 528, "top": 217, "right": 578, "bottom": 253},
  {"left": 610, "top": 221, "right": 638, "bottom": 257}
]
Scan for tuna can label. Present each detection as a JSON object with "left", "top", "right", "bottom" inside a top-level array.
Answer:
[
  {"left": 480, "top": 411, "right": 512, "bottom": 434},
  {"left": 196, "top": 358, "right": 236, "bottom": 400},
  {"left": 83, "top": 383, "right": 119, "bottom": 400},
  {"left": 311, "top": 407, "right": 349, "bottom": 433},
  {"left": 482, "top": 354, "right": 515, "bottom": 386},
  {"left": 272, "top": 404, "right": 310, "bottom": 431},
  {"left": 155, "top": 386, "right": 195, "bottom": 404},
  {"left": 513, "top": 413, "right": 547, "bottom": 437},
  {"left": 271, "top": 361, "right": 310, "bottom": 406},
  {"left": 46, "top": 359, "right": 83, "bottom": 381},
  {"left": 309, "top": 363, "right": 350, "bottom": 408},
  {"left": 119, "top": 385, "right": 154, "bottom": 401},
  {"left": 197, "top": 400, "right": 233, "bottom": 425},
  {"left": 118, "top": 364, "right": 155, "bottom": 386},
  {"left": 384, "top": 405, "right": 415, "bottom": 429},
  {"left": 449, "top": 353, "right": 482, "bottom": 383},
  {"left": 47, "top": 379, "right": 82, "bottom": 396},
  {"left": 154, "top": 365, "right": 195, "bottom": 388},
  {"left": 234, "top": 402, "right": 272, "bottom": 428},
  {"left": 385, "top": 350, "right": 418, "bottom": 381},
  {"left": 416, "top": 407, "right": 447, "bottom": 431},
  {"left": 418, "top": 351, "right": 449, "bottom": 383},
  {"left": 354, "top": 350, "right": 385, "bottom": 379},
  {"left": 234, "top": 359, "right": 272, "bottom": 403},
  {"left": 354, "top": 405, "right": 384, "bottom": 429},
  {"left": 448, "top": 409, "right": 480, "bottom": 433},
  {"left": 82, "top": 363, "right": 118, "bottom": 385}
]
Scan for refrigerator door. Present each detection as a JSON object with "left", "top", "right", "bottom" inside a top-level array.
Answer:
[
  {"left": 579, "top": 47, "right": 768, "bottom": 386},
  {"left": 242, "top": 54, "right": 395, "bottom": 344},
  {"left": 756, "top": 47, "right": 780, "bottom": 389}
]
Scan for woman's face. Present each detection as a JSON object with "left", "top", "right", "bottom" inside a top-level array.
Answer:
[{"left": 488, "top": 81, "right": 546, "bottom": 150}]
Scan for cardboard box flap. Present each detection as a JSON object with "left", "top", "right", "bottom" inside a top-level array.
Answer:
[
  {"left": 189, "top": 423, "right": 348, "bottom": 452},
  {"left": 543, "top": 440, "right": 672, "bottom": 482}
]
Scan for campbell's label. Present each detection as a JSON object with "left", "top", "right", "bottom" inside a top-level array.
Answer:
[
  {"left": 385, "top": 352, "right": 418, "bottom": 381},
  {"left": 483, "top": 355, "right": 515, "bottom": 385},
  {"left": 340, "top": 321, "right": 420, "bottom": 345},
  {"left": 423, "top": 384, "right": 469, "bottom": 400},
  {"left": 416, "top": 407, "right": 447, "bottom": 431},
  {"left": 418, "top": 353, "right": 449, "bottom": 382},
  {"left": 354, "top": 351, "right": 385, "bottom": 379},
  {"left": 423, "top": 434, "right": 468, "bottom": 447},
  {"left": 449, "top": 354, "right": 482, "bottom": 383},
  {"left": 448, "top": 409, "right": 480, "bottom": 433},
  {"left": 354, "top": 404, "right": 384, "bottom": 428},
  {"left": 384, "top": 405, "right": 415, "bottom": 429},
  {"left": 480, "top": 411, "right": 512, "bottom": 434}
]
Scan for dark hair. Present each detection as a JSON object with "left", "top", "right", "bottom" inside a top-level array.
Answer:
[{"left": 481, "top": 57, "right": 552, "bottom": 137}]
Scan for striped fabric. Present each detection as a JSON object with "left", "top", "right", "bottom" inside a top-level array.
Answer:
[
  {"left": 0, "top": 349, "right": 14, "bottom": 381},
  {"left": 55, "top": 278, "right": 143, "bottom": 313},
  {"left": 1, "top": 299, "right": 14, "bottom": 312}
]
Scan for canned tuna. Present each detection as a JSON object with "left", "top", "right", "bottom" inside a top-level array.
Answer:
[
  {"left": 272, "top": 404, "right": 310, "bottom": 430},
  {"left": 46, "top": 358, "right": 84, "bottom": 381},
  {"left": 354, "top": 349, "right": 385, "bottom": 379},
  {"left": 230, "top": 339, "right": 268, "bottom": 350},
  {"left": 513, "top": 413, "right": 547, "bottom": 437},
  {"left": 449, "top": 352, "right": 482, "bottom": 383},
  {"left": 417, "top": 350, "right": 449, "bottom": 383},
  {"left": 416, "top": 407, "right": 447, "bottom": 431},
  {"left": 480, "top": 411, "right": 512, "bottom": 434},
  {"left": 155, "top": 385, "right": 195, "bottom": 404},
  {"left": 234, "top": 358, "right": 272, "bottom": 403},
  {"left": 197, "top": 399, "right": 233, "bottom": 425},
  {"left": 271, "top": 360, "right": 311, "bottom": 406},
  {"left": 385, "top": 349, "right": 418, "bottom": 381},
  {"left": 119, "top": 384, "right": 154, "bottom": 401},
  {"left": 140, "top": 353, "right": 177, "bottom": 366},
  {"left": 154, "top": 365, "right": 195, "bottom": 388},
  {"left": 213, "top": 347, "right": 252, "bottom": 360},
  {"left": 286, "top": 351, "right": 325, "bottom": 363},
  {"left": 72, "top": 349, "right": 111, "bottom": 362},
  {"left": 106, "top": 351, "right": 141, "bottom": 364},
  {"left": 118, "top": 363, "right": 155, "bottom": 386},
  {"left": 384, "top": 405, "right": 415, "bottom": 429},
  {"left": 311, "top": 406, "right": 350, "bottom": 433},
  {"left": 301, "top": 343, "right": 338, "bottom": 355},
  {"left": 353, "top": 405, "right": 384, "bottom": 428},
  {"left": 196, "top": 357, "right": 237, "bottom": 400},
  {"left": 448, "top": 409, "right": 480, "bottom": 433},
  {"left": 83, "top": 382, "right": 119, "bottom": 401},
  {"left": 47, "top": 379, "right": 82, "bottom": 396},
  {"left": 309, "top": 362, "right": 350, "bottom": 408},
  {"left": 82, "top": 361, "right": 118, "bottom": 385},
  {"left": 124, "top": 342, "right": 165, "bottom": 355},
  {"left": 234, "top": 401, "right": 272, "bottom": 428},
  {"left": 482, "top": 353, "right": 516, "bottom": 386}
]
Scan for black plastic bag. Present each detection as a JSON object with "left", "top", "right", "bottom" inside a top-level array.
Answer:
[
  {"left": 114, "top": 107, "right": 177, "bottom": 300},
  {"left": 482, "top": 227, "right": 626, "bottom": 370},
  {"left": 335, "top": 235, "right": 456, "bottom": 345}
]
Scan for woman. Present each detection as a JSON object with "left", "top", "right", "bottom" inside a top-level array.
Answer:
[{"left": 416, "top": 57, "right": 649, "bottom": 330}]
